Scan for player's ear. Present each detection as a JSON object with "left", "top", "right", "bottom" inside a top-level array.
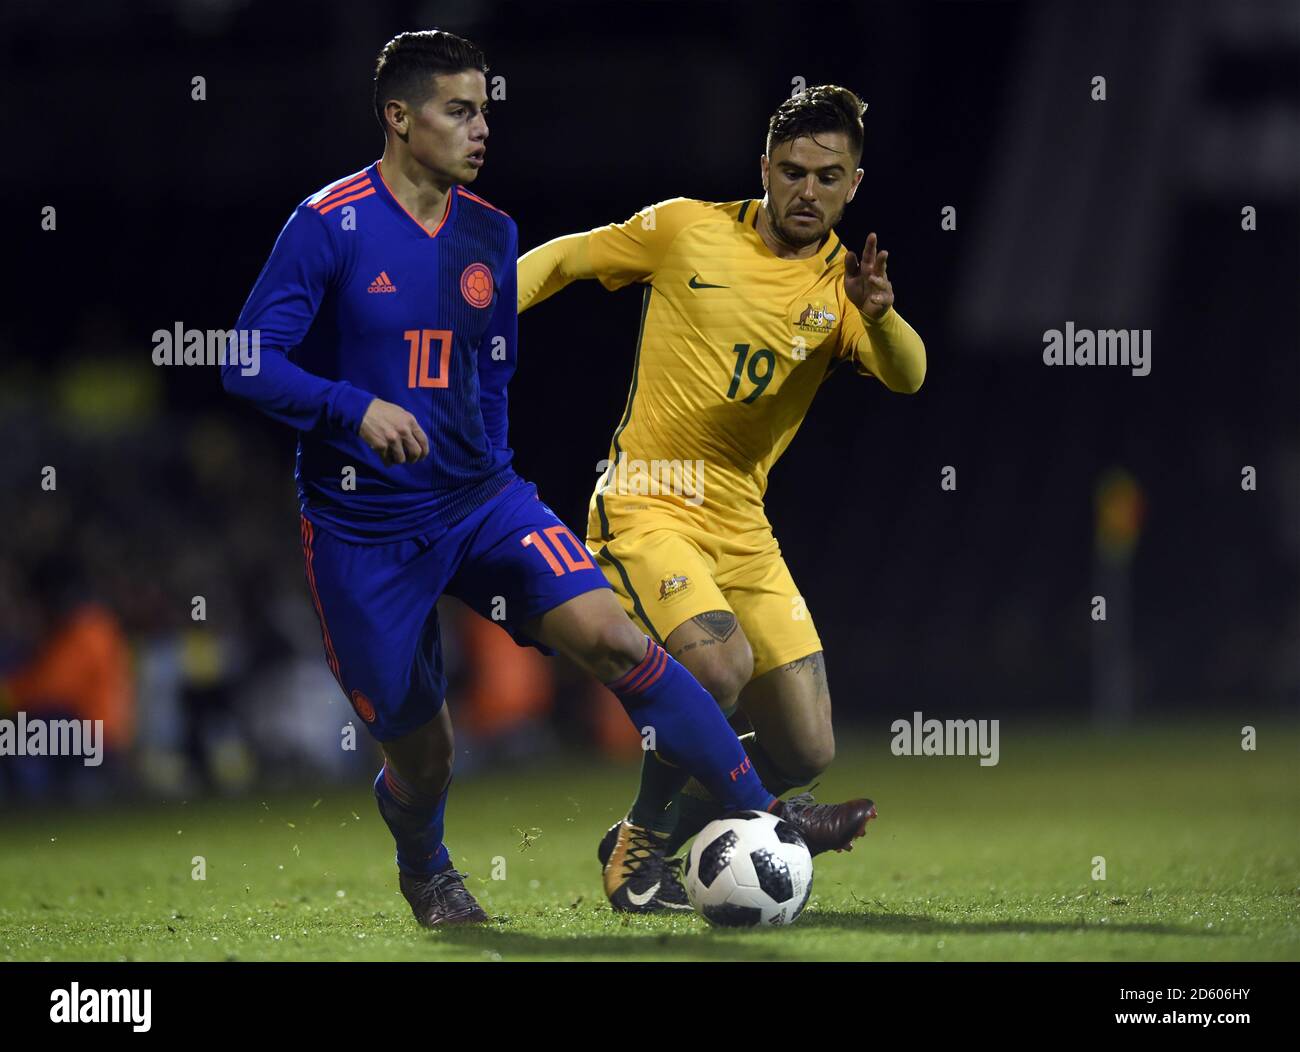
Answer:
[
  {"left": 845, "top": 168, "right": 864, "bottom": 203},
  {"left": 759, "top": 153, "right": 769, "bottom": 192},
  {"left": 384, "top": 99, "right": 408, "bottom": 138}
]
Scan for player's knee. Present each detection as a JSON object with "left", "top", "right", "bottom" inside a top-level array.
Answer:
[
  {"left": 780, "top": 734, "right": 835, "bottom": 785},
  {"left": 408, "top": 762, "right": 452, "bottom": 798},
  {"left": 392, "top": 743, "right": 454, "bottom": 798},
  {"left": 584, "top": 616, "right": 652, "bottom": 682},
  {"left": 684, "top": 647, "right": 753, "bottom": 709}
]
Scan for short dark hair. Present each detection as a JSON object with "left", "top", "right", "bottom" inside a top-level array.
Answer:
[
  {"left": 766, "top": 85, "right": 867, "bottom": 162},
  {"left": 373, "top": 30, "right": 488, "bottom": 131}
]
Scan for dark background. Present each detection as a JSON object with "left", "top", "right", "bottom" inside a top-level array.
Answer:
[{"left": 1, "top": 0, "right": 1296, "bottom": 798}]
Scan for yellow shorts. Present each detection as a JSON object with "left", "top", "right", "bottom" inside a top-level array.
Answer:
[{"left": 586, "top": 501, "right": 822, "bottom": 678}]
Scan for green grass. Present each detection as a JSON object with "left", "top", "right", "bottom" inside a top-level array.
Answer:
[{"left": 1, "top": 722, "right": 1297, "bottom": 961}]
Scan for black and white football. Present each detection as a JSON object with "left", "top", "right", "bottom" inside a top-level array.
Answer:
[{"left": 683, "top": 810, "right": 813, "bottom": 927}]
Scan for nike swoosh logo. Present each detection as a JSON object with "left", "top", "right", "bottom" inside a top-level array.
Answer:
[
  {"left": 688, "top": 274, "right": 728, "bottom": 289},
  {"left": 625, "top": 883, "right": 660, "bottom": 906}
]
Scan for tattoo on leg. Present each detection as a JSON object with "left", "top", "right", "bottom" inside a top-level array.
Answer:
[
  {"left": 673, "top": 638, "right": 716, "bottom": 659},
  {"left": 781, "top": 651, "right": 827, "bottom": 697},
  {"left": 693, "top": 610, "right": 737, "bottom": 644}
]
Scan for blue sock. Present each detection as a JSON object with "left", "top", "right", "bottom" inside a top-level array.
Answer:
[
  {"left": 373, "top": 764, "right": 451, "bottom": 876},
  {"left": 606, "top": 638, "right": 774, "bottom": 814}
]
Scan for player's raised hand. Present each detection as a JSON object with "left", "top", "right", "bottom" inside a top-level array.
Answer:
[
  {"left": 359, "top": 398, "right": 430, "bottom": 466},
  {"left": 843, "top": 232, "right": 893, "bottom": 320}
]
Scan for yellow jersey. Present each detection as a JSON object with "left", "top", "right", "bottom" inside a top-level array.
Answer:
[{"left": 581, "top": 197, "right": 917, "bottom": 535}]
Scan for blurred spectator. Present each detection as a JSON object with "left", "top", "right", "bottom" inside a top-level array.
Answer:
[{"left": 0, "top": 559, "right": 132, "bottom": 801}]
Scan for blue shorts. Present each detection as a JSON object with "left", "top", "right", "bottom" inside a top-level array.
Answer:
[{"left": 298, "top": 476, "right": 609, "bottom": 741}]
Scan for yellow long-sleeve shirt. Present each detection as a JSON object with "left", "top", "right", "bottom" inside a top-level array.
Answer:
[{"left": 518, "top": 197, "right": 926, "bottom": 532}]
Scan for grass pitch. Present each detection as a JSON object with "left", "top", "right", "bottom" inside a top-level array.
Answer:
[{"left": 1, "top": 722, "right": 1296, "bottom": 962}]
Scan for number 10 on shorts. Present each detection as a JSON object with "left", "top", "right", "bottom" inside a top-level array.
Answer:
[{"left": 522, "top": 527, "right": 595, "bottom": 576}]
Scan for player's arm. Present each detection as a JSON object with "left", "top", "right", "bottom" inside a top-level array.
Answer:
[
  {"left": 838, "top": 231, "right": 926, "bottom": 393},
  {"left": 478, "top": 222, "right": 519, "bottom": 452},
  {"left": 516, "top": 232, "right": 595, "bottom": 313},
  {"left": 517, "top": 198, "right": 697, "bottom": 313},
  {"left": 222, "top": 206, "right": 428, "bottom": 464}
]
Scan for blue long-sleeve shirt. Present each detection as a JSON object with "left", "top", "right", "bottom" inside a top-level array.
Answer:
[{"left": 224, "top": 161, "right": 519, "bottom": 542}]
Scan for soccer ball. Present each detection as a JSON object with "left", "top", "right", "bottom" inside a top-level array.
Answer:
[{"left": 683, "top": 810, "right": 813, "bottom": 927}]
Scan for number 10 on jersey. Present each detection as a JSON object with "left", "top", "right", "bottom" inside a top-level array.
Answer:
[{"left": 406, "top": 329, "right": 452, "bottom": 388}]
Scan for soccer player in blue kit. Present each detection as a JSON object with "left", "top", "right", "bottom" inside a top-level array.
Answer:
[{"left": 223, "top": 30, "right": 875, "bottom": 926}]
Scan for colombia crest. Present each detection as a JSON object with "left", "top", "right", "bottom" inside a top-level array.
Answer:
[
  {"left": 460, "top": 263, "right": 494, "bottom": 308},
  {"left": 350, "top": 689, "right": 377, "bottom": 723}
]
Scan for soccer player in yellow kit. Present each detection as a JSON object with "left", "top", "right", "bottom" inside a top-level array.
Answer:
[{"left": 518, "top": 86, "right": 926, "bottom": 912}]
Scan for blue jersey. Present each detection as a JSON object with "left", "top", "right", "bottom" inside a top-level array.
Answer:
[{"left": 224, "top": 161, "right": 519, "bottom": 542}]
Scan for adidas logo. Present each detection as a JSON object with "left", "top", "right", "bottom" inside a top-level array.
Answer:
[{"left": 367, "top": 271, "right": 397, "bottom": 293}]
